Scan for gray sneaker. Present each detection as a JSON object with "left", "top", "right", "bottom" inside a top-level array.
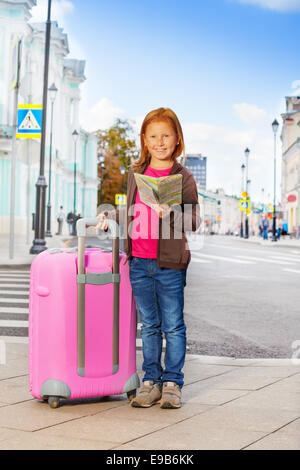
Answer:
[
  {"left": 131, "top": 380, "right": 162, "bottom": 408},
  {"left": 160, "top": 382, "right": 182, "bottom": 409}
]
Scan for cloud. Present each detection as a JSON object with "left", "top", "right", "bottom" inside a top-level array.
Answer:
[
  {"left": 233, "top": 102, "right": 268, "bottom": 125},
  {"left": 233, "top": 0, "right": 300, "bottom": 12},
  {"left": 291, "top": 80, "right": 300, "bottom": 95},
  {"left": 30, "top": 0, "right": 74, "bottom": 25},
  {"left": 182, "top": 102, "right": 280, "bottom": 202},
  {"left": 80, "top": 98, "right": 126, "bottom": 132}
]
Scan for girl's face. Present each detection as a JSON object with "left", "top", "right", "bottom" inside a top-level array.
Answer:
[{"left": 143, "top": 120, "right": 178, "bottom": 166}]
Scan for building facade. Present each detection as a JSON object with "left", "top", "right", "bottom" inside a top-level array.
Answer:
[
  {"left": 185, "top": 154, "right": 207, "bottom": 190},
  {"left": 198, "top": 188, "right": 241, "bottom": 235},
  {"left": 281, "top": 96, "right": 300, "bottom": 234},
  {"left": 0, "top": 0, "right": 98, "bottom": 237}
]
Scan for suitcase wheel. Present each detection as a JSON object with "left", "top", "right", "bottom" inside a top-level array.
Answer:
[
  {"left": 48, "top": 396, "right": 61, "bottom": 409},
  {"left": 127, "top": 390, "right": 137, "bottom": 402}
]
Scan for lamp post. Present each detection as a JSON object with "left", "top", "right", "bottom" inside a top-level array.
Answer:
[
  {"left": 244, "top": 148, "right": 250, "bottom": 238},
  {"left": 120, "top": 166, "right": 125, "bottom": 194},
  {"left": 30, "top": 0, "right": 52, "bottom": 254},
  {"left": 98, "top": 154, "right": 105, "bottom": 206},
  {"left": 272, "top": 119, "right": 279, "bottom": 242},
  {"left": 71, "top": 129, "right": 79, "bottom": 236},
  {"left": 45, "top": 83, "right": 58, "bottom": 237},
  {"left": 240, "top": 163, "right": 245, "bottom": 238}
]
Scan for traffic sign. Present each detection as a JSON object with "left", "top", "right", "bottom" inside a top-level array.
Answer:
[
  {"left": 115, "top": 194, "right": 127, "bottom": 206},
  {"left": 239, "top": 199, "right": 250, "bottom": 211},
  {"left": 16, "top": 105, "right": 43, "bottom": 139},
  {"left": 241, "top": 191, "right": 248, "bottom": 199}
]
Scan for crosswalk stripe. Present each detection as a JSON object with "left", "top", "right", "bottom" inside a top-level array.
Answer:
[
  {"left": 269, "top": 255, "right": 300, "bottom": 263},
  {"left": 0, "top": 290, "right": 29, "bottom": 295},
  {"left": 0, "top": 298, "right": 29, "bottom": 304},
  {"left": 236, "top": 255, "right": 296, "bottom": 265},
  {"left": 283, "top": 268, "right": 300, "bottom": 274},
  {"left": 0, "top": 282, "right": 29, "bottom": 286},
  {"left": 191, "top": 258, "right": 212, "bottom": 264},
  {"left": 192, "top": 253, "right": 255, "bottom": 264},
  {"left": 0, "top": 271, "right": 30, "bottom": 274},
  {"left": 0, "top": 307, "right": 29, "bottom": 314},
  {"left": 209, "top": 243, "right": 300, "bottom": 259},
  {"left": 0, "top": 276, "right": 30, "bottom": 280},
  {"left": 0, "top": 336, "right": 28, "bottom": 344},
  {"left": 0, "top": 320, "right": 28, "bottom": 328}
]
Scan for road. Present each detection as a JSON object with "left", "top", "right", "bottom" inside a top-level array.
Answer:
[
  {"left": 185, "top": 235, "right": 300, "bottom": 358},
  {"left": 0, "top": 235, "right": 300, "bottom": 358}
]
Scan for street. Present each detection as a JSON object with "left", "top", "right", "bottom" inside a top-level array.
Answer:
[
  {"left": 186, "top": 235, "right": 300, "bottom": 358},
  {"left": 0, "top": 235, "right": 300, "bottom": 359}
]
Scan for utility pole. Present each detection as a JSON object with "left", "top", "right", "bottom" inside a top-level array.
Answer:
[
  {"left": 30, "top": 0, "right": 52, "bottom": 254},
  {"left": 9, "top": 38, "right": 21, "bottom": 259}
]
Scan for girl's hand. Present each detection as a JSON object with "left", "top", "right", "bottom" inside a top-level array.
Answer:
[
  {"left": 95, "top": 213, "right": 109, "bottom": 231},
  {"left": 152, "top": 204, "right": 171, "bottom": 219}
]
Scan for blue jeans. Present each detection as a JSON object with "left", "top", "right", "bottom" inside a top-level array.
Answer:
[{"left": 129, "top": 257, "right": 187, "bottom": 388}]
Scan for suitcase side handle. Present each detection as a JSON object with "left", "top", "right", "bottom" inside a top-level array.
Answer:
[{"left": 76, "top": 217, "right": 120, "bottom": 378}]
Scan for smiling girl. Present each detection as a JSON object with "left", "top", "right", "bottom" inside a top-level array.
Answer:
[{"left": 97, "top": 108, "right": 200, "bottom": 408}]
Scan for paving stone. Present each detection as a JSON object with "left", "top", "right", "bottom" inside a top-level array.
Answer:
[
  {"left": 0, "top": 430, "right": 117, "bottom": 450},
  {"left": 36, "top": 414, "right": 168, "bottom": 444},
  {"left": 0, "top": 376, "right": 32, "bottom": 404},
  {"left": 0, "top": 398, "right": 128, "bottom": 432},
  {"left": 114, "top": 415, "right": 266, "bottom": 450}
]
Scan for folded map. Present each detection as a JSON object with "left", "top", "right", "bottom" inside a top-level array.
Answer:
[{"left": 134, "top": 173, "right": 183, "bottom": 209}]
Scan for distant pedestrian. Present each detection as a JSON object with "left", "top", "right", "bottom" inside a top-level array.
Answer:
[
  {"left": 282, "top": 222, "right": 288, "bottom": 238},
  {"left": 72, "top": 213, "right": 82, "bottom": 236},
  {"left": 259, "top": 225, "right": 263, "bottom": 237},
  {"left": 262, "top": 218, "right": 269, "bottom": 240},
  {"left": 66, "top": 211, "right": 75, "bottom": 235},
  {"left": 56, "top": 206, "right": 65, "bottom": 235},
  {"left": 276, "top": 227, "right": 282, "bottom": 240}
]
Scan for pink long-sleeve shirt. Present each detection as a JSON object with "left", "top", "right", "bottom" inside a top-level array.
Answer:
[{"left": 131, "top": 165, "right": 172, "bottom": 259}]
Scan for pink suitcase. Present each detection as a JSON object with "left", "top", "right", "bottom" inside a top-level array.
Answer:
[{"left": 29, "top": 218, "right": 139, "bottom": 408}]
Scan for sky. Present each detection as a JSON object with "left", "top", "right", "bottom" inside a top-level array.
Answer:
[{"left": 30, "top": 0, "right": 300, "bottom": 204}]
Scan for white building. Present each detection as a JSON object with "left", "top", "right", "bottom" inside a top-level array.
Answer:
[
  {"left": 281, "top": 96, "right": 300, "bottom": 234},
  {"left": 0, "top": 0, "right": 98, "bottom": 238},
  {"left": 198, "top": 188, "right": 241, "bottom": 235}
]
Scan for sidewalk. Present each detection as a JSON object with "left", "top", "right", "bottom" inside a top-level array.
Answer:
[
  {"left": 0, "top": 234, "right": 68, "bottom": 268},
  {"left": 0, "top": 343, "right": 299, "bottom": 450},
  {"left": 230, "top": 234, "right": 300, "bottom": 249}
]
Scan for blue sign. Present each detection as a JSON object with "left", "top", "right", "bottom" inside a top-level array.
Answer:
[{"left": 17, "top": 105, "right": 43, "bottom": 139}]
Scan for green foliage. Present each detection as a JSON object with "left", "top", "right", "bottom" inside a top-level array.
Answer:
[{"left": 96, "top": 118, "right": 139, "bottom": 205}]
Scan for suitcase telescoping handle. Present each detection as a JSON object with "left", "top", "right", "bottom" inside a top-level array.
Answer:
[{"left": 76, "top": 217, "right": 120, "bottom": 377}]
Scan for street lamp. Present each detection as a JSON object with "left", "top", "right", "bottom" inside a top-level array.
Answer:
[
  {"left": 244, "top": 148, "right": 250, "bottom": 239},
  {"left": 240, "top": 163, "right": 245, "bottom": 238},
  {"left": 272, "top": 119, "right": 279, "bottom": 241},
  {"left": 98, "top": 153, "right": 105, "bottom": 206},
  {"left": 71, "top": 129, "right": 79, "bottom": 236},
  {"left": 120, "top": 166, "right": 125, "bottom": 194},
  {"left": 45, "top": 83, "right": 58, "bottom": 237},
  {"left": 30, "top": 0, "right": 52, "bottom": 254}
]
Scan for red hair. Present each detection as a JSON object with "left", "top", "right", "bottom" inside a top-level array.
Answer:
[{"left": 133, "top": 108, "right": 185, "bottom": 169}]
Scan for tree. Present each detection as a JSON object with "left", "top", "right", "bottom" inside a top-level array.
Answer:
[{"left": 96, "top": 119, "right": 139, "bottom": 206}]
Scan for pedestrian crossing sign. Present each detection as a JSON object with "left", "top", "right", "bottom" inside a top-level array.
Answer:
[
  {"left": 16, "top": 105, "right": 43, "bottom": 139},
  {"left": 239, "top": 199, "right": 250, "bottom": 211},
  {"left": 115, "top": 194, "right": 127, "bottom": 206}
]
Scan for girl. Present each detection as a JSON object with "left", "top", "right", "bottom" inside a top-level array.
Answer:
[{"left": 96, "top": 108, "right": 200, "bottom": 409}]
